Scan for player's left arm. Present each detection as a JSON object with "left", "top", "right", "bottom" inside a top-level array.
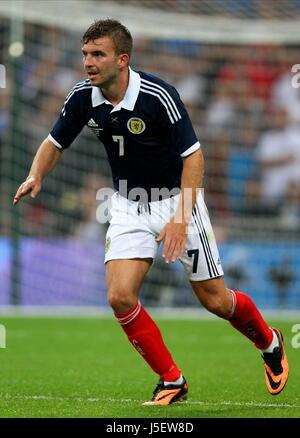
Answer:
[{"left": 156, "top": 148, "right": 204, "bottom": 263}]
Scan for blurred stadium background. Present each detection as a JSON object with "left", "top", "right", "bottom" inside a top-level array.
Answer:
[{"left": 1, "top": 0, "right": 300, "bottom": 313}]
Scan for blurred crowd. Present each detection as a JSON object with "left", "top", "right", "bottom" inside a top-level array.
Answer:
[
  {"left": 115, "top": 0, "right": 300, "bottom": 19},
  {"left": 1, "top": 20, "right": 300, "bottom": 239}
]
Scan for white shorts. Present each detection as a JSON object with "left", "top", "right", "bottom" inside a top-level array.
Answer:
[{"left": 104, "top": 192, "right": 223, "bottom": 281}]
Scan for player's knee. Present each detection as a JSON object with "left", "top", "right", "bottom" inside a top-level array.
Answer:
[
  {"left": 107, "top": 289, "right": 137, "bottom": 313},
  {"left": 202, "top": 296, "right": 229, "bottom": 318}
]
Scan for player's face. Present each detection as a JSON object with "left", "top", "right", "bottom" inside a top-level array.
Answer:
[{"left": 82, "top": 37, "right": 121, "bottom": 88}]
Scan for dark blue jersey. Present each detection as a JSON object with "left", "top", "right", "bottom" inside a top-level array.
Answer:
[{"left": 49, "top": 68, "right": 200, "bottom": 196}]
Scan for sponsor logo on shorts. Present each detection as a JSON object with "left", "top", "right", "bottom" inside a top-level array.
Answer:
[{"left": 105, "top": 237, "right": 111, "bottom": 252}]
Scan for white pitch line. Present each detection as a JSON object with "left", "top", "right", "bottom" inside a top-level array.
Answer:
[
  {"left": 187, "top": 400, "right": 300, "bottom": 409},
  {"left": 0, "top": 394, "right": 141, "bottom": 403},
  {"left": 0, "top": 394, "right": 299, "bottom": 409}
]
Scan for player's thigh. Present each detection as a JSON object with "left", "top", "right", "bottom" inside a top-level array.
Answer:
[{"left": 106, "top": 258, "right": 153, "bottom": 304}]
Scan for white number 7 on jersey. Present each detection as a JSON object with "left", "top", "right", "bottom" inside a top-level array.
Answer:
[{"left": 112, "top": 135, "right": 124, "bottom": 156}]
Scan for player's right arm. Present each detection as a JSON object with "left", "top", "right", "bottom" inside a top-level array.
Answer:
[
  {"left": 13, "top": 138, "right": 63, "bottom": 205},
  {"left": 13, "top": 81, "right": 91, "bottom": 205}
]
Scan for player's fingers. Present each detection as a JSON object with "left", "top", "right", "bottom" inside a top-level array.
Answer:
[
  {"left": 155, "top": 228, "right": 166, "bottom": 243},
  {"left": 174, "top": 234, "right": 186, "bottom": 260},
  {"left": 13, "top": 187, "right": 21, "bottom": 205},
  {"left": 13, "top": 185, "right": 27, "bottom": 205},
  {"left": 13, "top": 181, "right": 35, "bottom": 205},
  {"left": 30, "top": 183, "right": 41, "bottom": 198},
  {"left": 171, "top": 241, "right": 183, "bottom": 262},
  {"left": 13, "top": 195, "right": 22, "bottom": 205},
  {"left": 170, "top": 238, "right": 186, "bottom": 263},
  {"left": 179, "top": 239, "right": 186, "bottom": 259},
  {"left": 162, "top": 236, "right": 171, "bottom": 258},
  {"left": 163, "top": 238, "right": 177, "bottom": 263}
]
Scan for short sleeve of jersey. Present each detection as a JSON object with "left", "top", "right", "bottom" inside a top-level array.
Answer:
[
  {"left": 48, "top": 83, "right": 91, "bottom": 149},
  {"left": 154, "top": 81, "right": 200, "bottom": 157}
]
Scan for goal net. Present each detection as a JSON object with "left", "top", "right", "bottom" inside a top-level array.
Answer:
[{"left": 1, "top": 0, "right": 300, "bottom": 311}]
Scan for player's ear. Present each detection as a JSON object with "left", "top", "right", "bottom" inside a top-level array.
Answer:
[{"left": 118, "top": 53, "right": 129, "bottom": 67}]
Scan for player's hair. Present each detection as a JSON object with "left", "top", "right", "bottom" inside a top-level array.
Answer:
[{"left": 82, "top": 19, "right": 133, "bottom": 58}]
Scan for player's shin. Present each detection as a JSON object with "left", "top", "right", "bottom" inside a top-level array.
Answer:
[
  {"left": 114, "top": 302, "right": 181, "bottom": 381},
  {"left": 228, "top": 290, "right": 273, "bottom": 349}
]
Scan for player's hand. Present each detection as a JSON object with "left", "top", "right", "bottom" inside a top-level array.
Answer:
[
  {"left": 13, "top": 176, "right": 42, "bottom": 205},
  {"left": 156, "top": 218, "right": 187, "bottom": 264}
]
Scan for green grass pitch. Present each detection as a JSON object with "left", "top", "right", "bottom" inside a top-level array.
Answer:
[{"left": 0, "top": 315, "right": 299, "bottom": 418}]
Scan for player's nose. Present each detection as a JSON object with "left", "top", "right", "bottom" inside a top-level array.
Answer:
[{"left": 83, "top": 53, "right": 94, "bottom": 67}]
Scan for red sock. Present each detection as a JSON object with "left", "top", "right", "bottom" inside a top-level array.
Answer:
[
  {"left": 229, "top": 290, "right": 273, "bottom": 349},
  {"left": 114, "top": 302, "right": 181, "bottom": 381}
]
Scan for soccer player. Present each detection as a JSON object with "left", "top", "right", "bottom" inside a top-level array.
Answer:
[{"left": 13, "top": 19, "right": 288, "bottom": 405}]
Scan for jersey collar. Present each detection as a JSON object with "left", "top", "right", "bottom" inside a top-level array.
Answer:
[{"left": 91, "top": 67, "right": 140, "bottom": 111}]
